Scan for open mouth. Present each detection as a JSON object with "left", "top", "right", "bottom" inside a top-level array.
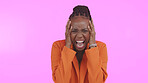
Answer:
[{"left": 75, "top": 40, "right": 85, "bottom": 49}]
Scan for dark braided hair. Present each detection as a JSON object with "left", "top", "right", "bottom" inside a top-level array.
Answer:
[{"left": 69, "top": 5, "right": 92, "bottom": 21}]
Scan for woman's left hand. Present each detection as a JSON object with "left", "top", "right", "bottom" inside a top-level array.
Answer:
[{"left": 88, "top": 18, "right": 96, "bottom": 45}]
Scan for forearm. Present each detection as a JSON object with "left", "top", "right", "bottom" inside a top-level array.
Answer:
[
  {"left": 51, "top": 43, "right": 76, "bottom": 83},
  {"left": 61, "top": 46, "right": 76, "bottom": 82},
  {"left": 85, "top": 46, "right": 108, "bottom": 83}
]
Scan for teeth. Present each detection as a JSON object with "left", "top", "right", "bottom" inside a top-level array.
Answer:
[{"left": 76, "top": 41, "right": 84, "bottom": 43}]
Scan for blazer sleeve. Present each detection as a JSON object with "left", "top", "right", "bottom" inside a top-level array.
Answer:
[
  {"left": 51, "top": 41, "right": 76, "bottom": 83},
  {"left": 85, "top": 43, "right": 108, "bottom": 83}
]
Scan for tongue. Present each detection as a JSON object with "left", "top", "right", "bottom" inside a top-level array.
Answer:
[
  {"left": 76, "top": 42, "right": 84, "bottom": 48},
  {"left": 77, "top": 42, "right": 83, "bottom": 45}
]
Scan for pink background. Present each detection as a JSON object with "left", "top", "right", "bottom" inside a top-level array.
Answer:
[{"left": 0, "top": 0, "right": 148, "bottom": 83}]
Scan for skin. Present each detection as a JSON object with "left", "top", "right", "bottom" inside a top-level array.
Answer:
[{"left": 65, "top": 15, "right": 96, "bottom": 64}]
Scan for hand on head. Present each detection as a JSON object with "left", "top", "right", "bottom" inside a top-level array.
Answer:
[
  {"left": 65, "top": 19, "right": 72, "bottom": 48},
  {"left": 65, "top": 18, "right": 96, "bottom": 49},
  {"left": 88, "top": 18, "right": 96, "bottom": 45}
]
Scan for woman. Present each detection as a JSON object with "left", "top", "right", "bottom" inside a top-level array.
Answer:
[{"left": 51, "top": 5, "right": 108, "bottom": 83}]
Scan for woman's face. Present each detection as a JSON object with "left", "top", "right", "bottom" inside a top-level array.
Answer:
[{"left": 70, "top": 16, "right": 90, "bottom": 52}]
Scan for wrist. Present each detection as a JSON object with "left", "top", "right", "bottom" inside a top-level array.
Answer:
[
  {"left": 89, "top": 46, "right": 97, "bottom": 49},
  {"left": 66, "top": 43, "right": 71, "bottom": 48},
  {"left": 89, "top": 40, "right": 96, "bottom": 45},
  {"left": 89, "top": 43, "right": 97, "bottom": 49}
]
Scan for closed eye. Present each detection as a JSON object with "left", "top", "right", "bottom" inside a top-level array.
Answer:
[
  {"left": 71, "top": 29, "right": 78, "bottom": 32},
  {"left": 82, "top": 29, "right": 89, "bottom": 32}
]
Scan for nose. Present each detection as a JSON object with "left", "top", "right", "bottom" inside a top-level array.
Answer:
[{"left": 77, "top": 32, "right": 83, "bottom": 38}]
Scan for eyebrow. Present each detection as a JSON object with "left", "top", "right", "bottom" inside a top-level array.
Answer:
[
  {"left": 72, "top": 28, "right": 88, "bottom": 31},
  {"left": 83, "top": 28, "right": 88, "bottom": 29},
  {"left": 72, "top": 27, "right": 88, "bottom": 29}
]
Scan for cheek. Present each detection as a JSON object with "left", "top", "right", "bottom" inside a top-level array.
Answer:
[
  {"left": 84, "top": 33, "right": 90, "bottom": 41},
  {"left": 70, "top": 34, "right": 76, "bottom": 42}
]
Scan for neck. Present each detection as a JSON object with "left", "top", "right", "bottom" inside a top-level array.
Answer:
[
  {"left": 75, "top": 50, "right": 85, "bottom": 65},
  {"left": 73, "top": 46, "right": 86, "bottom": 65}
]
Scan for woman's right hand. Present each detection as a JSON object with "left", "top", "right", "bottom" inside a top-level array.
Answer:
[{"left": 65, "top": 19, "right": 72, "bottom": 48}]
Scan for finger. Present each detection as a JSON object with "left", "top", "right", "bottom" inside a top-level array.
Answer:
[
  {"left": 66, "top": 19, "right": 69, "bottom": 32},
  {"left": 91, "top": 18, "right": 94, "bottom": 27},
  {"left": 66, "top": 19, "right": 70, "bottom": 27},
  {"left": 89, "top": 20, "right": 95, "bottom": 31},
  {"left": 66, "top": 19, "right": 71, "bottom": 32},
  {"left": 66, "top": 25, "right": 72, "bottom": 37},
  {"left": 69, "top": 26, "right": 72, "bottom": 33},
  {"left": 65, "top": 19, "right": 70, "bottom": 35},
  {"left": 88, "top": 25, "right": 91, "bottom": 33},
  {"left": 68, "top": 21, "right": 71, "bottom": 30},
  {"left": 89, "top": 20, "right": 93, "bottom": 30},
  {"left": 68, "top": 26, "right": 72, "bottom": 35}
]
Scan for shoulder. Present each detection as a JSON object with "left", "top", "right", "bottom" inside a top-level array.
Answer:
[
  {"left": 52, "top": 39, "right": 65, "bottom": 44},
  {"left": 95, "top": 40, "right": 107, "bottom": 49},
  {"left": 52, "top": 39, "right": 66, "bottom": 49}
]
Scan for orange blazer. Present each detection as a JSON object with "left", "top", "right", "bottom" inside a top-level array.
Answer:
[{"left": 51, "top": 40, "right": 108, "bottom": 83}]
